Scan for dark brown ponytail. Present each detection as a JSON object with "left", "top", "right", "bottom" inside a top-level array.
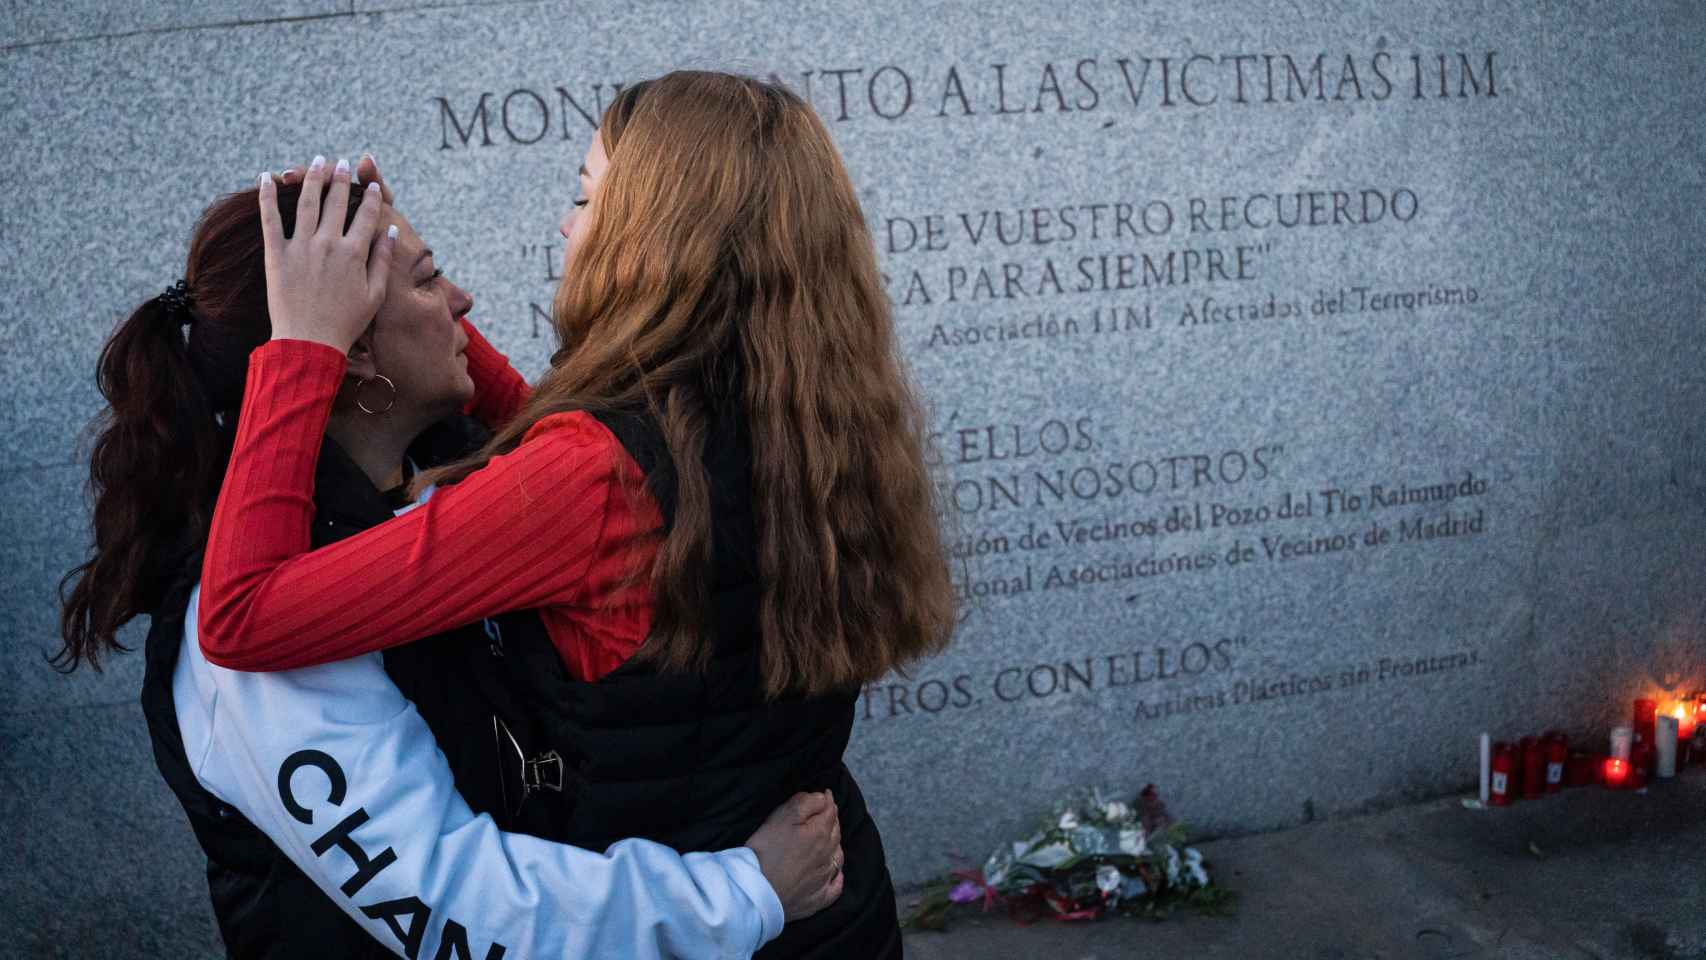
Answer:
[{"left": 56, "top": 183, "right": 367, "bottom": 671}]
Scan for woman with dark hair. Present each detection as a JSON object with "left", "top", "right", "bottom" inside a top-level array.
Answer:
[
  {"left": 198, "top": 71, "right": 957, "bottom": 958},
  {"left": 59, "top": 159, "right": 845, "bottom": 959}
]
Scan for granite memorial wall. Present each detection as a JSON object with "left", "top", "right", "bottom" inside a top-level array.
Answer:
[{"left": 2, "top": 1, "right": 1703, "bottom": 952}]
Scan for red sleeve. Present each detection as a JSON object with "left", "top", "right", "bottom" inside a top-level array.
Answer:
[
  {"left": 459, "top": 317, "right": 531, "bottom": 428},
  {"left": 198, "top": 338, "right": 649, "bottom": 672}
]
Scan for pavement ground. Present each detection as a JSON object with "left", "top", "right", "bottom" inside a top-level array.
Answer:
[{"left": 900, "top": 770, "right": 1706, "bottom": 960}]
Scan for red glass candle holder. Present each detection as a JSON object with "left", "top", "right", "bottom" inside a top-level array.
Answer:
[
  {"left": 1565, "top": 751, "right": 1597, "bottom": 787},
  {"left": 1630, "top": 742, "right": 1654, "bottom": 790},
  {"left": 1489, "top": 741, "right": 1515, "bottom": 805},
  {"left": 1669, "top": 703, "right": 1695, "bottom": 761},
  {"left": 1675, "top": 704, "right": 1699, "bottom": 743},
  {"left": 1601, "top": 756, "right": 1630, "bottom": 789},
  {"left": 1634, "top": 698, "right": 1658, "bottom": 750},
  {"left": 1518, "top": 736, "right": 1544, "bottom": 799},
  {"left": 1543, "top": 732, "right": 1568, "bottom": 793},
  {"left": 1692, "top": 692, "right": 1706, "bottom": 767}
]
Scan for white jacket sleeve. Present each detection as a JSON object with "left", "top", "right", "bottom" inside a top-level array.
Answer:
[{"left": 172, "top": 584, "right": 785, "bottom": 960}]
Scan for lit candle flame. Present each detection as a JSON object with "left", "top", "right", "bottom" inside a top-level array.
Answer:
[{"left": 1676, "top": 703, "right": 1698, "bottom": 739}]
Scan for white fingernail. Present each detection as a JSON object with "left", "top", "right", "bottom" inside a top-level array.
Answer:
[
  {"left": 334, "top": 157, "right": 350, "bottom": 177},
  {"left": 310, "top": 155, "right": 325, "bottom": 171},
  {"left": 386, "top": 224, "right": 398, "bottom": 240},
  {"left": 366, "top": 181, "right": 379, "bottom": 194},
  {"left": 259, "top": 170, "right": 272, "bottom": 186}
]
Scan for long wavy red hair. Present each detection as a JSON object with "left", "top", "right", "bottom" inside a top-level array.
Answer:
[{"left": 425, "top": 71, "right": 955, "bottom": 696}]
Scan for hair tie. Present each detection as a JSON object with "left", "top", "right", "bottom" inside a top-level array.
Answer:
[{"left": 159, "top": 279, "right": 194, "bottom": 326}]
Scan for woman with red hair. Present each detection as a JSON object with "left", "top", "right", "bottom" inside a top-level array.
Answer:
[{"left": 200, "top": 72, "right": 956, "bottom": 957}]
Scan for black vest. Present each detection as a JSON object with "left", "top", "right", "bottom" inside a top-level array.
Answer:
[{"left": 503, "top": 409, "right": 903, "bottom": 960}]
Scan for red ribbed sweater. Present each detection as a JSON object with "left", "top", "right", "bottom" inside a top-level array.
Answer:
[{"left": 196, "top": 321, "right": 660, "bottom": 681}]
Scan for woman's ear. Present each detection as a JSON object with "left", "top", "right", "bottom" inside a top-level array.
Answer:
[{"left": 346, "top": 330, "right": 378, "bottom": 380}]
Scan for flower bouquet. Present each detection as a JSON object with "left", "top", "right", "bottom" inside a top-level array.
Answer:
[{"left": 903, "top": 784, "right": 1234, "bottom": 930}]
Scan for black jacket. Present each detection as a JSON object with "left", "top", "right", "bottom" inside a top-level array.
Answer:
[{"left": 140, "top": 416, "right": 561, "bottom": 959}]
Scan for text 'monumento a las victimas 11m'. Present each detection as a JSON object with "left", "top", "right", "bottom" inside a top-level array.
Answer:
[{"left": 2, "top": 0, "right": 1702, "bottom": 900}]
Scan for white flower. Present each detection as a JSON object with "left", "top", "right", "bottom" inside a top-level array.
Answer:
[
  {"left": 1183, "top": 847, "right": 1209, "bottom": 888},
  {"left": 1118, "top": 827, "right": 1147, "bottom": 856},
  {"left": 1070, "top": 826, "right": 1111, "bottom": 855},
  {"left": 1095, "top": 864, "right": 1125, "bottom": 897},
  {"left": 983, "top": 847, "right": 1016, "bottom": 888},
  {"left": 1018, "top": 842, "right": 1074, "bottom": 869},
  {"left": 1057, "top": 810, "right": 1080, "bottom": 832},
  {"left": 1164, "top": 847, "right": 1182, "bottom": 886},
  {"left": 1102, "top": 800, "right": 1132, "bottom": 823}
]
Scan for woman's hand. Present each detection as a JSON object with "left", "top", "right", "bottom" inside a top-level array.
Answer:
[
  {"left": 277, "top": 153, "right": 393, "bottom": 203},
  {"left": 744, "top": 790, "right": 845, "bottom": 922},
  {"left": 258, "top": 156, "right": 393, "bottom": 350}
]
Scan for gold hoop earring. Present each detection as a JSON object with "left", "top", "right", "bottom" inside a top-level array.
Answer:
[{"left": 354, "top": 374, "right": 397, "bottom": 415}]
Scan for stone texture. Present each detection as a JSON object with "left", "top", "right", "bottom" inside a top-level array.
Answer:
[
  {"left": 0, "top": 463, "right": 153, "bottom": 714},
  {"left": 1, "top": 460, "right": 156, "bottom": 716},
  {"left": 0, "top": 702, "right": 223, "bottom": 957},
  {"left": 0, "top": 0, "right": 1702, "bottom": 947},
  {"left": 0, "top": 0, "right": 345, "bottom": 49}
]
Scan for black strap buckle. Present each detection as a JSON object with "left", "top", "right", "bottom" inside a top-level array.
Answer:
[
  {"left": 494, "top": 716, "right": 565, "bottom": 817},
  {"left": 525, "top": 751, "right": 564, "bottom": 793}
]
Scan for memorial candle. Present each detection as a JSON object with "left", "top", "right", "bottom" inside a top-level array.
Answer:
[
  {"left": 1478, "top": 733, "right": 1491, "bottom": 806},
  {"left": 1610, "top": 726, "right": 1633, "bottom": 761},
  {"left": 1633, "top": 699, "right": 1658, "bottom": 750},
  {"left": 1655, "top": 714, "right": 1678, "bottom": 778},
  {"left": 1565, "top": 751, "right": 1597, "bottom": 788},
  {"left": 1489, "top": 742, "right": 1515, "bottom": 805},
  {"left": 1672, "top": 703, "right": 1696, "bottom": 769},
  {"left": 1689, "top": 693, "right": 1706, "bottom": 766},
  {"left": 1602, "top": 757, "right": 1630, "bottom": 789},
  {"left": 1630, "top": 743, "right": 1653, "bottom": 790},
  {"left": 1674, "top": 702, "right": 1697, "bottom": 742},
  {"left": 1518, "top": 736, "right": 1544, "bottom": 799},
  {"left": 1544, "top": 732, "right": 1568, "bottom": 793}
]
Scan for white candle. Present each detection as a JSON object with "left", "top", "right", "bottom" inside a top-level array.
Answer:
[
  {"left": 1655, "top": 714, "right": 1679, "bottom": 778},
  {"left": 1610, "top": 725, "right": 1633, "bottom": 761},
  {"left": 1478, "top": 733, "right": 1491, "bottom": 805}
]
